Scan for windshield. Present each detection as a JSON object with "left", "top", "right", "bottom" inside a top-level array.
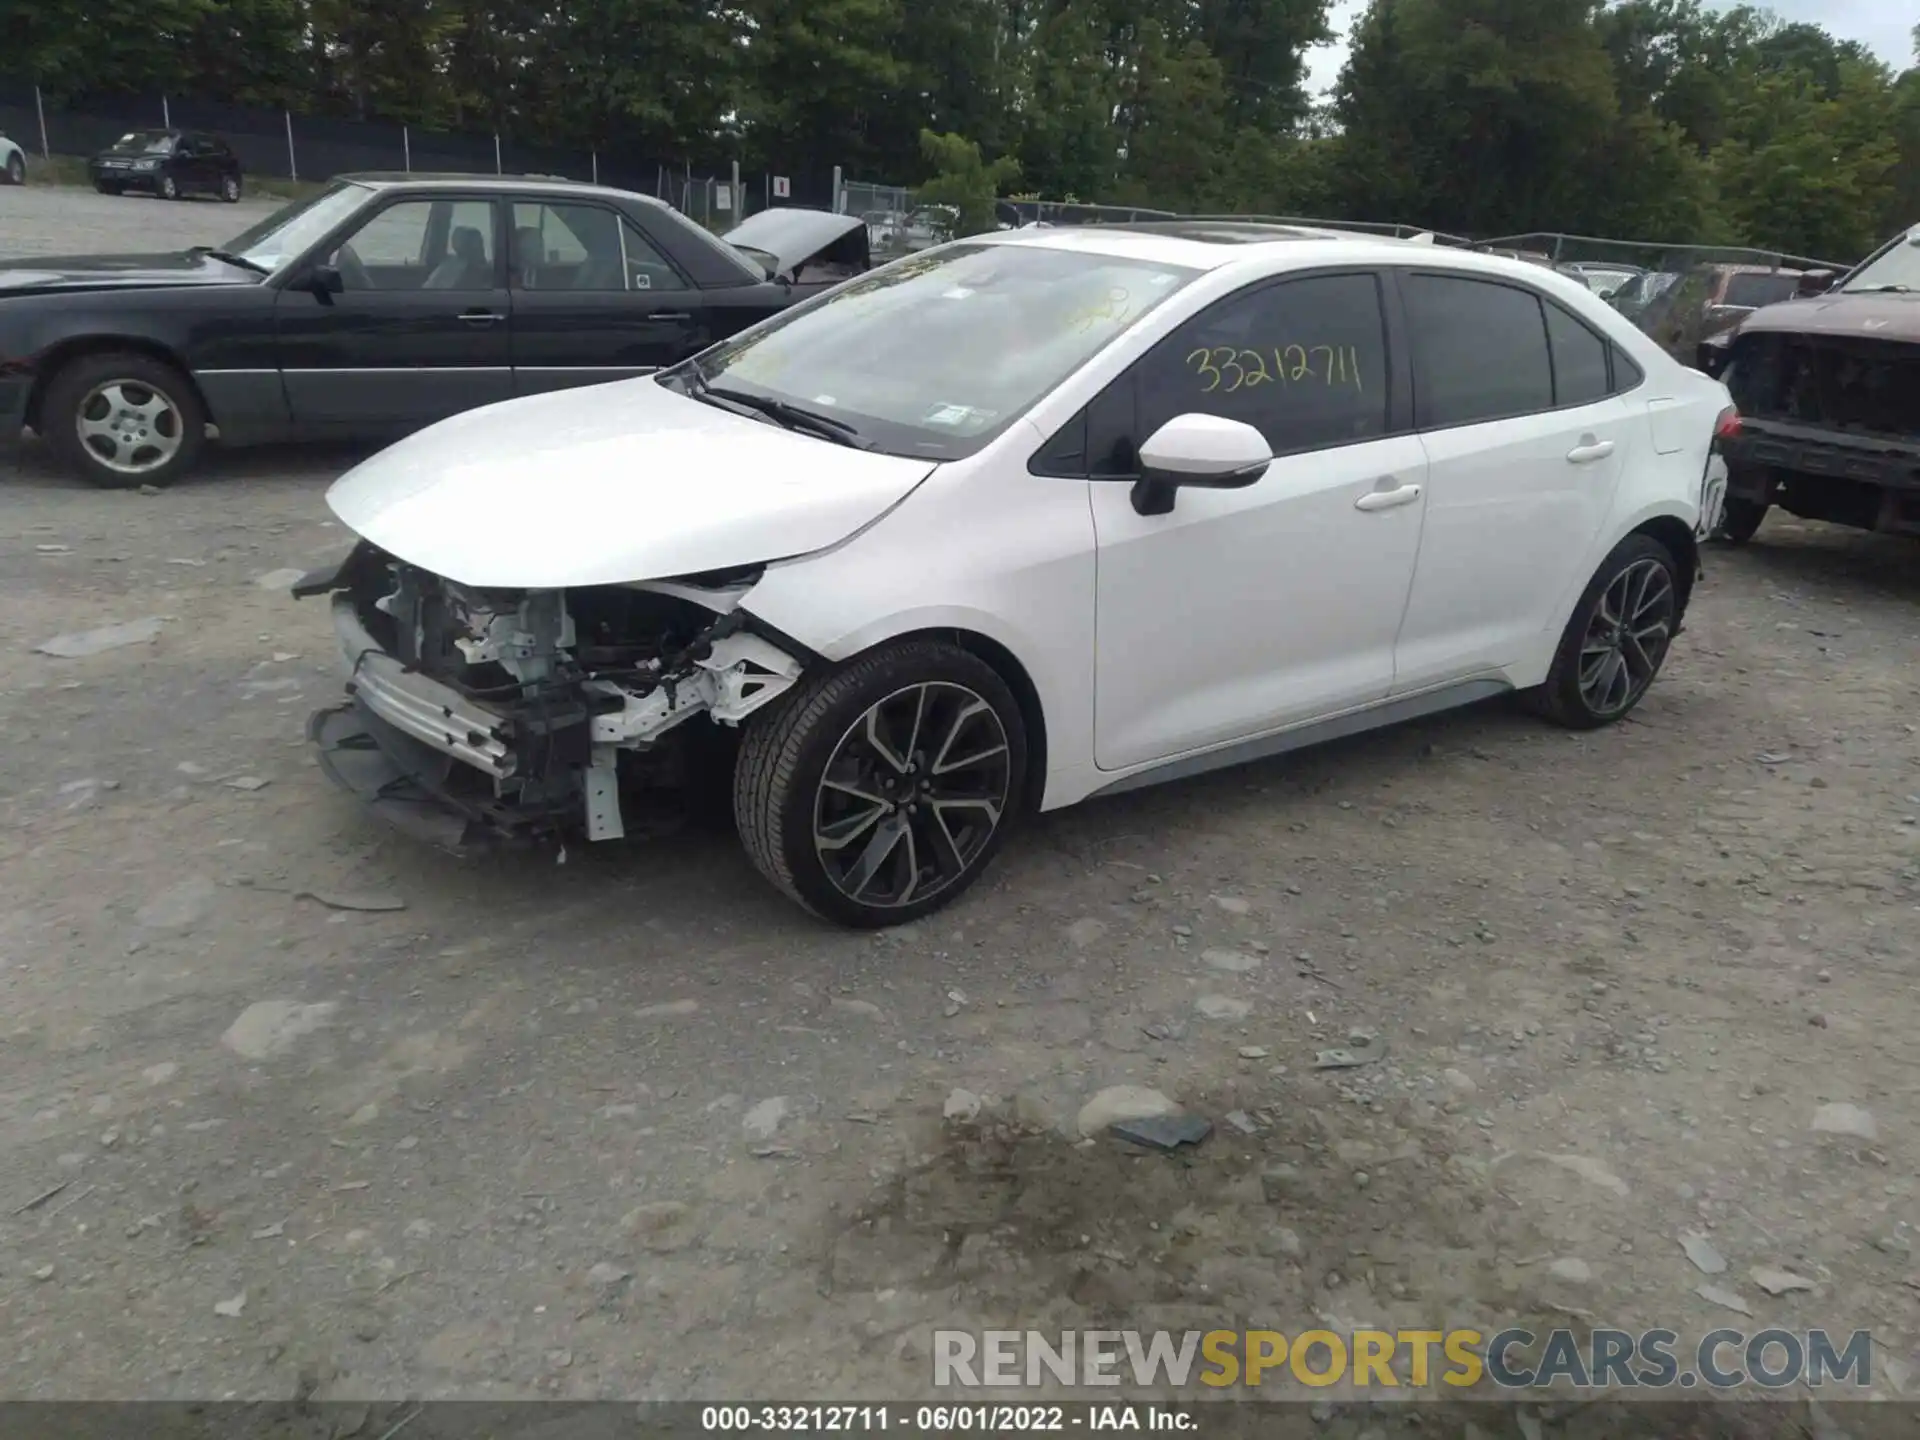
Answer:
[
  {"left": 112, "top": 132, "right": 175, "bottom": 154},
  {"left": 679, "top": 241, "right": 1201, "bottom": 460},
  {"left": 731, "top": 244, "right": 779, "bottom": 278},
  {"left": 219, "top": 181, "right": 372, "bottom": 272},
  {"left": 1842, "top": 229, "right": 1920, "bottom": 293}
]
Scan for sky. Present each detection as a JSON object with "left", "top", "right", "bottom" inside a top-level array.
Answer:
[{"left": 1302, "top": 0, "right": 1918, "bottom": 97}]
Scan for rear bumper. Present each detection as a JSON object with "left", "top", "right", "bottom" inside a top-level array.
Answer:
[{"left": 1724, "top": 423, "right": 1920, "bottom": 494}]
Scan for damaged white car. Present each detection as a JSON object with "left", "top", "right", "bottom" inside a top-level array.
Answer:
[{"left": 300, "top": 222, "right": 1732, "bottom": 927}]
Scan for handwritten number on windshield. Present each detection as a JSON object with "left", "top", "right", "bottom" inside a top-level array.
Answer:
[
  {"left": 1188, "top": 345, "right": 1363, "bottom": 393},
  {"left": 1067, "top": 287, "right": 1132, "bottom": 333}
]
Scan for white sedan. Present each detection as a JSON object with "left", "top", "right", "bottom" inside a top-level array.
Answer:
[
  {"left": 0, "top": 131, "right": 26, "bottom": 186},
  {"left": 299, "top": 222, "right": 1734, "bottom": 927}
]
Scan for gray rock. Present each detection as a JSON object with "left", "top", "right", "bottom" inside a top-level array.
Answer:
[
  {"left": 1224, "top": 1110, "right": 1259, "bottom": 1134},
  {"left": 1810, "top": 1103, "right": 1877, "bottom": 1141},
  {"left": 34, "top": 617, "right": 165, "bottom": 658},
  {"left": 1201, "top": 948, "right": 1261, "bottom": 974},
  {"left": 1076, "top": 1085, "right": 1177, "bottom": 1138},
  {"left": 742, "top": 1096, "right": 791, "bottom": 1140},
  {"left": 1547, "top": 1257, "right": 1593, "bottom": 1284},
  {"left": 221, "top": 1000, "right": 338, "bottom": 1060},
  {"left": 1696, "top": 1283, "right": 1751, "bottom": 1316},
  {"left": 1211, "top": 895, "right": 1251, "bottom": 915},
  {"left": 1442, "top": 1067, "right": 1479, "bottom": 1095},
  {"left": 256, "top": 568, "right": 307, "bottom": 590},
  {"left": 1237, "top": 1045, "right": 1269, "bottom": 1059},
  {"left": 1194, "top": 995, "right": 1251, "bottom": 1021},
  {"left": 1681, "top": 1231, "right": 1728, "bottom": 1275},
  {"left": 585, "top": 1262, "right": 631, "bottom": 1288},
  {"left": 635, "top": 999, "right": 700, "bottom": 1019},
  {"left": 1751, "top": 1266, "right": 1815, "bottom": 1295},
  {"left": 1547, "top": 1153, "right": 1630, "bottom": 1197},
  {"left": 943, "top": 1088, "right": 983, "bottom": 1123}
]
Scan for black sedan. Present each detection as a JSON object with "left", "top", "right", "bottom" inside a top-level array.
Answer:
[
  {"left": 0, "top": 174, "right": 814, "bottom": 488},
  {"left": 90, "top": 130, "right": 244, "bottom": 203}
]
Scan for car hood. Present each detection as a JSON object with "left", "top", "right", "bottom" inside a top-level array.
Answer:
[
  {"left": 0, "top": 252, "right": 258, "bottom": 293},
  {"left": 1736, "top": 290, "right": 1920, "bottom": 340},
  {"left": 723, "top": 208, "right": 866, "bottom": 274},
  {"left": 326, "top": 377, "right": 939, "bottom": 590}
]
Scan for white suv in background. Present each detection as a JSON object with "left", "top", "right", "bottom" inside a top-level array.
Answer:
[{"left": 301, "top": 221, "right": 1733, "bottom": 927}]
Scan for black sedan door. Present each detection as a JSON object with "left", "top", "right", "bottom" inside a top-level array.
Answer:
[
  {"left": 507, "top": 198, "right": 708, "bottom": 397},
  {"left": 276, "top": 194, "right": 513, "bottom": 431}
]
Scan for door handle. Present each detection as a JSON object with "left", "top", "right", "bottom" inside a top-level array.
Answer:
[
  {"left": 648, "top": 311, "right": 693, "bottom": 322},
  {"left": 1354, "top": 483, "right": 1422, "bottom": 512},
  {"left": 1567, "top": 438, "right": 1616, "bottom": 464},
  {"left": 458, "top": 310, "right": 503, "bottom": 325}
]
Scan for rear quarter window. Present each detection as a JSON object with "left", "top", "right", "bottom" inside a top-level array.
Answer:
[{"left": 1722, "top": 273, "right": 1800, "bottom": 309}]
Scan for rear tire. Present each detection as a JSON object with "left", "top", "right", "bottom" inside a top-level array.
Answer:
[
  {"left": 1715, "top": 498, "right": 1767, "bottom": 545},
  {"left": 733, "top": 639, "right": 1027, "bottom": 928},
  {"left": 5, "top": 154, "right": 23, "bottom": 186},
  {"left": 221, "top": 173, "right": 242, "bottom": 202},
  {"left": 43, "top": 351, "right": 205, "bottom": 490},
  {"left": 1526, "top": 533, "right": 1680, "bottom": 731}
]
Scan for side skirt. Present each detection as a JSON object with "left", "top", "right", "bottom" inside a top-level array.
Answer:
[{"left": 1085, "top": 677, "right": 1512, "bottom": 801}]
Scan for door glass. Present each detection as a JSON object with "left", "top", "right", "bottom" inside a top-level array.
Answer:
[
  {"left": 334, "top": 199, "right": 494, "bottom": 291},
  {"left": 1544, "top": 302, "right": 1610, "bottom": 407},
  {"left": 1135, "top": 273, "right": 1391, "bottom": 457},
  {"left": 1404, "top": 274, "right": 1553, "bottom": 428}
]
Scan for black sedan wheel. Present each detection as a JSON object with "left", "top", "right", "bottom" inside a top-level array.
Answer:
[
  {"left": 4, "top": 153, "right": 22, "bottom": 186},
  {"left": 221, "top": 173, "right": 242, "bottom": 202},
  {"left": 158, "top": 173, "right": 179, "bottom": 200},
  {"left": 734, "top": 639, "right": 1026, "bottom": 927},
  {"left": 1715, "top": 498, "right": 1768, "bottom": 545},
  {"left": 1528, "top": 533, "right": 1680, "bottom": 730},
  {"left": 44, "top": 351, "right": 205, "bottom": 490}
]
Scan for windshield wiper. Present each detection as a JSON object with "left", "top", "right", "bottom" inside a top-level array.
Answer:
[
  {"left": 188, "top": 246, "right": 271, "bottom": 276},
  {"left": 701, "top": 384, "right": 871, "bottom": 449}
]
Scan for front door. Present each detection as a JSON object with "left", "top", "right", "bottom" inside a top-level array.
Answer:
[
  {"left": 277, "top": 195, "right": 513, "bottom": 430},
  {"left": 1389, "top": 271, "right": 1632, "bottom": 691},
  {"left": 1087, "top": 270, "right": 1429, "bottom": 772},
  {"left": 509, "top": 200, "right": 707, "bottom": 396}
]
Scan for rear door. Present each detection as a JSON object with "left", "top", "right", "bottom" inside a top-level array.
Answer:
[
  {"left": 276, "top": 194, "right": 514, "bottom": 430},
  {"left": 509, "top": 198, "right": 708, "bottom": 397},
  {"left": 1391, "top": 270, "right": 1633, "bottom": 692}
]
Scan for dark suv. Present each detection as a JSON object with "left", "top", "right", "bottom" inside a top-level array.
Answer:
[
  {"left": 89, "top": 130, "right": 243, "bottom": 203},
  {"left": 1710, "top": 224, "right": 1920, "bottom": 542}
]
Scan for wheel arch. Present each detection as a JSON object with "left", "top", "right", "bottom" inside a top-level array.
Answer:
[
  {"left": 833, "top": 625, "right": 1051, "bottom": 815},
  {"left": 1627, "top": 513, "right": 1699, "bottom": 626},
  {"left": 26, "top": 338, "right": 211, "bottom": 434}
]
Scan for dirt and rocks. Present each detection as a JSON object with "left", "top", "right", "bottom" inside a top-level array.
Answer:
[{"left": 2, "top": 196, "right": 1919, "bottom": 1437}]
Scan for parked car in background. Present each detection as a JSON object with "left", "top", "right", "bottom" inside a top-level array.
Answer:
[
  {"left": 1558, "top": 262, "right": 1643, "bottom": 299},
  {"left": 0, "top": 174, "right": 808, "bottom": 488},
  {"left": 1710, "top": 222, "right": 1919, "bottom": 543},
  {"left": 722, "top": 207, "right": 871, "bottom": 295},
  {"left": 89, "top": 130, "right": 243, "bottom": 202},
  {"left": 296, "top": 221, "right": 1728, "bottom": 926},
  {"left": 1608, "top": 269, "right": 1682, "bottom": 321},
  {"left": 0, "top": 131, "right": 25, "bottom": 186}
]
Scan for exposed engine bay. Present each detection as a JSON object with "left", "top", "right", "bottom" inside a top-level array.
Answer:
[{"left": 300, "top": 541, "right": 802, "bottom": 849}]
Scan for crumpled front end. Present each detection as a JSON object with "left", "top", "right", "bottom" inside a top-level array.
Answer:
[{"left": 297, "top": 541, "right": 802, "bottom": 851}]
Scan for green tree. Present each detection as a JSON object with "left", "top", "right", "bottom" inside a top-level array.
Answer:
[{"left": 916, "top": 128, "right": 1021, "bottom": 234}]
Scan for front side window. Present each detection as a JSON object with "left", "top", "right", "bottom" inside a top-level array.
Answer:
[
  {"left": 1134, "top": 272, "right": 1392, "bottom": 457},
  {"left": 1404, "top": 274, "right": 1553, "bottom": 428},
  {"left": 332, "top": 199, "right": 495, "bottom": 291},
  {"left": 1721, "top": 272, "right": 1800, "bottom": 309},
  {"left": 678, "top": 242, "right": 1200, "bottom": 460},
  {"left": 1842, "top": 227, "right": 1920, "bottom": 294}
]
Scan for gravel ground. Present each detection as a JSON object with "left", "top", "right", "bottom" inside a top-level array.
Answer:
[
  {"left": 2, "top": 194, "right": 1919, "bottom": 1435},
  {"left": 0, "top": 185, "right": 283, "bottom": 258}
]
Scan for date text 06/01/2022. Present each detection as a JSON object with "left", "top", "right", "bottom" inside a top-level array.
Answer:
[{"left": 699, "top": 1405, "right": 1194, "bottom": 1431}]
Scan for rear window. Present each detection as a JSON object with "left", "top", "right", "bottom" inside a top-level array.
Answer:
[{"left": 1722, "top": 273, "right": 1799, "bottom": 309}]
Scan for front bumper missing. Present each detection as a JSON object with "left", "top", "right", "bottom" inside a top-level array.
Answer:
[
  {"left": 332, "top": 592, "right": 516, "bottom": 777},
  {"left": 308, "top": 701, "right": 529, "bottom": 854}
]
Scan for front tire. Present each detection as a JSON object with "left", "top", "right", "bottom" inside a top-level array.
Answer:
[
  {"left": 158, "top": 174, "right": 179, "bottom": 201},
  {"left": 1527, "top": 533, "right": 1680, "bottom": 731},
  {"left": 221, "top": 173, "right": 242, "bottom": 202},
  {"left": 733, "top": 639, "right": 1027, "bottom": 928},
  {"left": 43, "top": 351, "right": 205, "bottom": 490},
  {"left": 1715, "top": 498, "right": 1768, "bottom": 545}
]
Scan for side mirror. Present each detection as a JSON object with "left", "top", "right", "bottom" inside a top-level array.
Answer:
[
  {"left": 1796, "top": 269, "right": 1835, "bottom": 297},
  {"left": 1130, "top": 413, "right": 1272, "bottom": 517},
  {"left": 308, "top": 264, "right": 344, "bottom": 296}
]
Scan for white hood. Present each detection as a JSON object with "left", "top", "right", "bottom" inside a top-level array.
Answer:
[{"left": 325, "top": 377, "right": 937, "bottom": 589}]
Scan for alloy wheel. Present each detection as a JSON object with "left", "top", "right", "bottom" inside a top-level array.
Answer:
[
  {"left": 223, "top": 176, "right": 239, "bottom": 201},
  {"left": 160, "top": 176, "right": 177, "bottom": 199},
  {"left": 1577, "top": 558, "right": 1674, "bottom": 718},
  {"left": 812, "top": 682, "right": 1012, "bottom": 909},
  {"left": 76, "top": 380, "right": 185, "bottom": 476}
]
